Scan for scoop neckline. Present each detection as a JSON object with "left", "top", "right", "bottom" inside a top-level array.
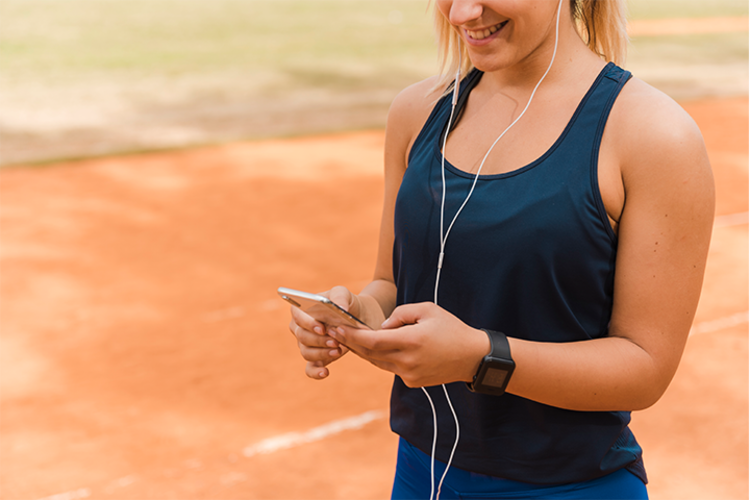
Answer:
[{"left": 435, "top": 62, "right": 613, "bottom": 181}]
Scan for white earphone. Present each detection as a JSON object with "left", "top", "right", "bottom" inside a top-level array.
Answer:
[{"left": 423, "top": 1, "right": 564, "bottom": 498}]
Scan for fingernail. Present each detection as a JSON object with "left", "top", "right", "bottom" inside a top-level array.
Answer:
[
  {"left": 329, "top": 329, "right": 339, "bottom": 339},
  {"left": 329, "top": 349, "right": 340, "bottom": 357},
  {"left": 336, "top": 327, "right": 345, "bottom": 335},
  {"left": 313, "top": 326, "right": 323, "bottom": 334},
  {"left": 319, "top": 370, "right": 327, "bottom": 378},
  {"left": 326, "top": 339, "right": 337, "bottom": 348}
]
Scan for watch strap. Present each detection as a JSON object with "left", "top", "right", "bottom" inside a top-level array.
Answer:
[
  {"left": 483, "top": 328, "right": 512, "bottom": 361},
  {"left": 467, "top": 329, "right": 514, "bottom": 394}
]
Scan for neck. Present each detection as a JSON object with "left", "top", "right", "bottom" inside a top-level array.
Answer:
[{"left": 480, "top": 14, "right": 597, "bottom": 93}]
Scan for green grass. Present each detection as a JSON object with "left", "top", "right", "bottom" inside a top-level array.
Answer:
[
  {"left": 630, "top": 31, "right": 748, "bottom": 66},
  {"left": 0, "top": 0, "right": 746, "bottom": 165},
  {"left": 0, "top": 0, "right": 437, "bottom": 89},
  {"left": 1, "top": 0, "right": 746, "bottom": 89},
  {"left": 628, "top": 0, "right": 747, "bottom": 19}
]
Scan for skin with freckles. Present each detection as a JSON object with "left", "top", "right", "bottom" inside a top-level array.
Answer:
[{"left": 288, "top": 0, "right": 714, "bottom": 413}]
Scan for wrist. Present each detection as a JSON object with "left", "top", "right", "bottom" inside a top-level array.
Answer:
[
  {"left": 467, "top": 329, "right": 516, "bottom": 395},
  {"left": 462, "top": 327, "right": 492, "bottom": 383}
]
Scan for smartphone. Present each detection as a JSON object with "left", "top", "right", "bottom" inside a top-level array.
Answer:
[{"left": 278, "top": 287, "right": 373, "bottom": 330}]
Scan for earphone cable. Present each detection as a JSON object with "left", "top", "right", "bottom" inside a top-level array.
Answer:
[
  {"left": 429, "top": 3, "right": 564, "bottom": 499},
  {"left": 438, "top": 0, "right": 563, "bottom": 267},
  {"left": 436, "top": 383, "right": 460, "bottom": 499},
  {"left": 421, "top": 386, "right": 439, "bottom": 500}
]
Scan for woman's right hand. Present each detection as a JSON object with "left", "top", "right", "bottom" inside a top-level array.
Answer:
[{"left": 288, "top": 286, "right": 359, "bottom": 379}]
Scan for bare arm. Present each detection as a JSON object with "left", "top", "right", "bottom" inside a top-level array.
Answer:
[
  {"left": 288, "top": 78, "right": 441, "bottom": 378},
  {"left": 506, "top": 81, "right": 714, "bottom": 410},
  {"left": 331, "top": 81, "right": 715, "bottom": 411},
  {"left": 352, "top": 78, "right": 443, "bottom": 327}
]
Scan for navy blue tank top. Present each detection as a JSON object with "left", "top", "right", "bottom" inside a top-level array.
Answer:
[{"left": 390, "top": 63, "right": 647, "bottom": 484}]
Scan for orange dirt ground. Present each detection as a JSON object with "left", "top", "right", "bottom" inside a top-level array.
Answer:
[{"left": 1, "top": 96, "right": 747, "bottom": 500}]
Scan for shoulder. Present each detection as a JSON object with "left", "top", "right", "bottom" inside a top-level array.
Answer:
[
  {"left": 608, "top": 76, "right": 711, "bottom": 186},
  {"left": 605, "top": 76, "right": 714, "bottom": 240},
  {"left": 388, "top": 75, "right": 444, "bottom": 130},
  {"left": 385, "top": 76, "right": 446, "bottom": 168}
]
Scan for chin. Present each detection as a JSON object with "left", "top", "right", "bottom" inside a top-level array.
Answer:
[{"left": 468, "top": 56, "right": 513, "bottom": 74}]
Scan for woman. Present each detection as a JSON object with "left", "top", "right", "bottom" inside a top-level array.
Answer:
[{"left": 289, "top": 0, "right": 714, "bottom": 498}]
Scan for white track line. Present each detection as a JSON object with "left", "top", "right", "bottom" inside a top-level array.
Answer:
[
  {"left": 33, "top": 310, "right": 749, "bottom": 500},
  {"left": 241, "top": 312, "right": 749, "bottom": 462},
  {"left": 36, "top": 488, "right": 90, "bottom": 500},
  {"left": 243, "top": 409, "right": 386, "bottom": 457},
  {"left": 690, "top": 312, "right": 749, "bottom": 336},
  {"left": 35, "top": 411, "right": 387, "bottom": 500},
  {"left": 714, "top": 211, "right": 749, "bottom": 228}
]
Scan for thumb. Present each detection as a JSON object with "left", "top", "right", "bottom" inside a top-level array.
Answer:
[
  {"left": 327, "top": 286, "right": 354, "bottom": 311},
  {"left": 381, "top": 302, "right": 431, "bottom": 329}
]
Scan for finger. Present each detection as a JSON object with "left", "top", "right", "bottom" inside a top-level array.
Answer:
[
  {"left": 289, "top": 307, "right": 325, "bottom": 335},
  {"left": 331, "top": 325, "right": 411, "bottom": 352},
  {"left": 298, "top": 344, "right": 345, "bottom": 363},
  {"left": 381, "top": 302, "right": 431, "bottom": 329},
  {"left": 327, "top": 286, "right": 354, "bottom": 311},
  {"left": 295, "top": 325, "right": 341, "bottom": 349},
  {"left": 305, "top": 361, "right": 329, "bottom": 379}
]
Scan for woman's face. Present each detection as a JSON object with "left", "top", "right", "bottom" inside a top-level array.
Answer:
[{"left": 436, "top": 0, "right": 567, "bottom": 73}]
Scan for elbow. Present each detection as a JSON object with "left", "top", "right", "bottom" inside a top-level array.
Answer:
[
  {"left": 600, "top": 382, "right": 666, "bottom": 412},
  {"left": 629, "top": 391, "right": 664, "bottom": 411},
  {"left": 611, "top": 337, "right": 679, "bottom": 412},
  {"left": 637, "top": 376, "right": 674, "bottom": 410},
  {"left": 622, "top": 368, "right": 675, "bottom": 411}
]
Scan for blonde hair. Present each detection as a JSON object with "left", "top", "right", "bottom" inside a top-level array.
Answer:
[{"left": 432, "top": 0, "right": 628, "bottom": 92}]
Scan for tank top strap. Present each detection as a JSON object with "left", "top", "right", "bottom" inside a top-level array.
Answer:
[
  {"left": 391, "top": 62, "right": 643, "bottom": 484},
  {"left": 557, "top": 62, "right": 631, "bottom": 241},
  {"left": 562, "top": 62, "right": 632, "bottom": 153},
  {"left": 408, "top": 64, "right": 631, "bottom": 174},
  {"left": 407, "top": 69, "right": 483, "bottom": 168}
]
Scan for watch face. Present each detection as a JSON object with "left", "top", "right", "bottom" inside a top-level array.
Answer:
[{"left": 483, "top": 366, "right": 509, "bottom": 388}]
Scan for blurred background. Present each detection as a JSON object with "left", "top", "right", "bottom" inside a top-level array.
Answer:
[
  {"left": 0, "top": 0, "right": 747, "bottom": 165},
  {"left": 1, "top": 1, "right": 748, "bottom": 500}
]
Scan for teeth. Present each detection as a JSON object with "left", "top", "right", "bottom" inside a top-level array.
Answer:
[{"left": 467, "top": 21, "right": 506, "bottom": 40}]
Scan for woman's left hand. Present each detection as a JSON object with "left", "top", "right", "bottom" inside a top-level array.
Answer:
[{"left": 329, "top": 302, "right": 490, "bottom": 388}]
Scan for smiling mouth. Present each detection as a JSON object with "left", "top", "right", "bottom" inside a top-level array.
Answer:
[{"left": 465, "top": 20, "right": 509, "bottom": 41}]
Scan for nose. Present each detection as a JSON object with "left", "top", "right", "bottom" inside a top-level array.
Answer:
[{"left": 447, "top": 0, "right": 484, "bottom": 27}]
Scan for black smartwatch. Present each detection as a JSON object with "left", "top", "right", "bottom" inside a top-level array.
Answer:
[{"left": 467, "top": 329, "right": 515, "bottom": 396}]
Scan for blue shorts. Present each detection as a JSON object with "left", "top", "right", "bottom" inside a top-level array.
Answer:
[{"left": 392, "top": 437, "right": 648, "bottom": 500}]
